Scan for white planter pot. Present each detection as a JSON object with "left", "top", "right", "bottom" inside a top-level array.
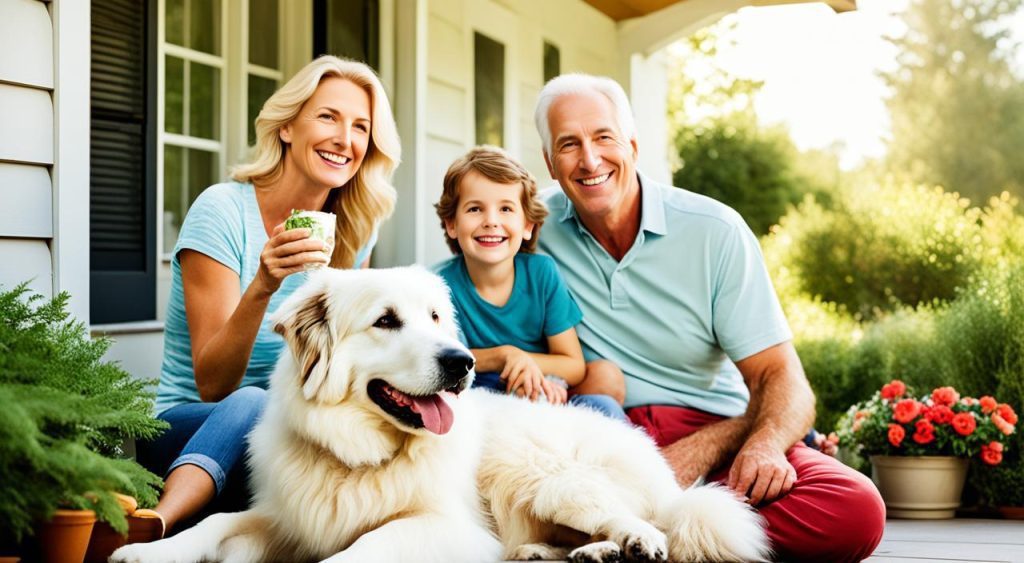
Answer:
[{"left": 870, "top": 455, "right": 969, "bottom": 519}]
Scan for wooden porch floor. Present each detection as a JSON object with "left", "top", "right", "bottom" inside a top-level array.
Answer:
[{"left": 866, "top": 519, "right": 1024, "bottom": 562}]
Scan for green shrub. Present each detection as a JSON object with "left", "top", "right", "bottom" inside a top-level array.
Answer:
[
  {"left": 764, "top": 179, "right": 987, "bottom": 320},
  {"left": 771, "top": 188, "right": 1024, "bottom": 436},
  {"left": 0, "top": 284, "right": 167, "bottom": 542}
]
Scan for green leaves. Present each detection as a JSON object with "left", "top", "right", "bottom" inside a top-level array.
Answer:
[{"left": 0, "top": 284, "right": 167, "bottom": 542}]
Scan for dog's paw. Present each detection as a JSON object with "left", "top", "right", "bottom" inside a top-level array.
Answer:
[
  {"left": 109, "top": 541, "right": 182, "bottom": 563},
  {"left": 607, "top": 519, "right": 667, "bottom": 563},
  {"left": 567, "top": 540, "right": 623, "bottom": 563},
  {"left": 508, "top": 542, "right": 571, "bottom": 560}
]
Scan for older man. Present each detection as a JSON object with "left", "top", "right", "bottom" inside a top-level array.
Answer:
[{"left": 534, "top": 73, "right": 885, "bottom": 562}]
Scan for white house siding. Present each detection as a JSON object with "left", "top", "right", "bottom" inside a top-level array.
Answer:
[{"left": 0, "top": 0, "right": 55, "bottom": 300}]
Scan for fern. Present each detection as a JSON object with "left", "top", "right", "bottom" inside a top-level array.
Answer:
[{"left": 0, "top": 283, "right": 168, "bottom": 542}]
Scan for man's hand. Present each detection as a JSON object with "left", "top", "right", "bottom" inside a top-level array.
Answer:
[{"left": 727, "top": 441, "right": 796, "bottom": 506}]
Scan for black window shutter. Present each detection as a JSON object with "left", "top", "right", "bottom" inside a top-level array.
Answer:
[{"left": 90, "top": 0, "right": 157, "bottom": 323}]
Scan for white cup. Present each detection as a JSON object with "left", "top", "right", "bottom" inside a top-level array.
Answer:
[{"left": 286, "top": 210, "right": 336, "bottom": 270}]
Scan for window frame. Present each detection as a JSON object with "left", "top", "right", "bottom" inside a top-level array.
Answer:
[{"left": 157, "top": 0, "right": 289, "bottom": 261}]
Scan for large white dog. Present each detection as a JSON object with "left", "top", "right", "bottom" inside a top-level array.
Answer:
[{"left": 112, "top": 267, "right": 769, "bottom": 563}]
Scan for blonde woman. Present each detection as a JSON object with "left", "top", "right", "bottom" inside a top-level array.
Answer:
[{"left": 139, "top": 56, "right": 400, "bottom": 535}]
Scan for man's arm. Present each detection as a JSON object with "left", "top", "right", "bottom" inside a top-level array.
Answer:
[
  {"left": 661, "top": 341, "right": 815, "bottom": 505},
  {"left": 728, "top": 341, "right": 815, "bottom": 504}
]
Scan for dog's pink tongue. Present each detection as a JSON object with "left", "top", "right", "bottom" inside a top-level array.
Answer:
[{"left": 409, "top": 391, "right": 454, "bottom": 435}]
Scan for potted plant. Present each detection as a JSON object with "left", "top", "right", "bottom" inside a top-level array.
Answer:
[
  {"left": 0, "top": 283, "right": 167, "bottom": 562},
  {"left": 835, "top": 379, "right": 1017, "bottom": 519}
]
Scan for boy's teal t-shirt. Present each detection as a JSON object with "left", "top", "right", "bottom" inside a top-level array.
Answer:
[
  {"left": 434, "top": 253, "right": 582, "bottom": 353},
  {"left": 155, "top": 182, "right": 376, "bottom": 415}
]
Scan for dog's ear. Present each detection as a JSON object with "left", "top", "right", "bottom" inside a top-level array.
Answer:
[{"left": 274, "top": 286, "right": 334, "bottom": 400}]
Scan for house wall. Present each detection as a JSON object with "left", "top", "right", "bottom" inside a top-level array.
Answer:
[
  {"left": 0, "top": 0, "right": 89, "bottom": 323},
  {"left": 0, "top": 0, "right": 56, "bottom": 300},
  {"left": 378, "top": 0, "right": 621, "bottom": 268}
]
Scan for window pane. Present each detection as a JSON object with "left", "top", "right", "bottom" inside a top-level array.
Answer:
[
  {"left": 165, "top": 56, "right": 185, "bottom": 134},
  {"left": 188, "top": 149, "right": 217, "bottom": 206},
  {"left": 163, "top": 146, "right": 218, "bottom": 254},
  {"left": 249, "top": 0, "right": 279, "bottom": 68},
  {"left": 543, "top": 41, "right": 560, "bottom": 84},
  {"left": 162, "top": 145, "right": 183, "bottom": 254},
  {"left": 474, "top": 32, "right": 505, "bottom": 147},
  {"left": 248, "top": 75, "right": 278, "bottom": 146},
  {"left": 189, "top": 0, "right": 222, "bottom": 55},
  {"left": 166, "top": 0, "right": 185, "bottom": 46},
  {"left": 316, "top": 0, "right": 379, "bottom": 69},
  {"left": 189, "top": 61, "right": 221, "bottom": 140}
]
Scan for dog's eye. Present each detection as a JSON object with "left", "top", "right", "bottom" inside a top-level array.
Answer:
[
  {"left": 373, "top": 311, "right": 402, "bottom": 330},
  {"left": 431, "top": 310, "right": 440, "bottom": 324}
]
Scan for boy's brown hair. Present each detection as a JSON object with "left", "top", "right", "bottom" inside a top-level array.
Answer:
[{"left": 435, "top": 145, "right": 549, "bottom": 254}]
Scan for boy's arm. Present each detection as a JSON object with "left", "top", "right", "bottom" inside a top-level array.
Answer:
[
  {"left": 469, "top": 327, "right": 584, "bottom": 386},
  {"left": 532, "top": 327, "right": 585, "bottom": 386}
]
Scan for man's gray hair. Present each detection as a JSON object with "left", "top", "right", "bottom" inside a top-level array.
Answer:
[{"left": 534, "top": 73, "right": 636, "bottom": 157}]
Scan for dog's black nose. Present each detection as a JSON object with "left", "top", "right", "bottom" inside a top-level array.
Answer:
[{"left": 438, "top": 348, "right": 475, "bottom": 385}]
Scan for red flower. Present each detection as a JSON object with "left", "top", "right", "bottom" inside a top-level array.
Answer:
[
  {"left": 931, "top": 386, "right": 960, "bottom": 407},
  {"left": 888, "top": 424, "right": 906, "bottom": 447},
  {"left": 893, "top": 399, "right": 922, "bottom": 423},
  {"left": 912, "top": 419, "right": 935, "bottom": 444},
  {"left": 992, "top": 413, "right": 1016, "bottom": 436},
  {"left": 980, "top": 396, "right": 998, "bottom": 414},
  {"left": 881, "top": 380, "right": 907, "bottom": 400},
  {"left": 926, "top": 404, "right": 954, "bottom": 425},
  {"left": 952, "top": 412, "right": 977, "bottom": 436},
  {"left": 981, "top": 441, "right": 1004, "bottom": 466},
  {"left": 997, "top": 403, "right": 1018, "bottom": 426}
]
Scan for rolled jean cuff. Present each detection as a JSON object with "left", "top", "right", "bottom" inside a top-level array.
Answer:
[{"left": 168, "top": 453, "right": 228, "bottom": 495}]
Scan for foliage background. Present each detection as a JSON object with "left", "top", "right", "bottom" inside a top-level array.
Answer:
[{"left": 668, "top": 0, "right": 1024, "bottom": 504}]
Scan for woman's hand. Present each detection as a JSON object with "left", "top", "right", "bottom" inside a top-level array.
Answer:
[{"left": 253, "top": 224, "right": 330, "bottom": 294}]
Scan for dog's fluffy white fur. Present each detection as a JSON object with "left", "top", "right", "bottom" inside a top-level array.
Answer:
[{"left": 111, "top": 267, "right": 770, "bottom": 563}]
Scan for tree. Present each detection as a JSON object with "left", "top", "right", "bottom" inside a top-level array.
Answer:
[
  {"left": 884, "top": 0, "right": 1024, "bottom": 205},
  {"left": 673, "top": 116, "right": 806, "bottom": 235},
  {"left": 667, "top": 18, "right": 839, "bottom": 234}
]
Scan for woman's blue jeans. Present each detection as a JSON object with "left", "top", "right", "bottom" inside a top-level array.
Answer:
[
  {"left": 137, "top": 386, "right": 268, "bottom": 517},
  {"left": 473, "top": 371, "right": 627, "bottom": 421}
]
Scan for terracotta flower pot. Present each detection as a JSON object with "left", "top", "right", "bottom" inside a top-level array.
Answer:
[
  {"left": 35, "top": 509, "right": 96, "bottom": 563},
  {"left": 998, "top": 506, "right": 1024, "bottom": 520},
  {"left": 83, "top": 512, "right": 164, "bottom": 563},
  {"left": 870, "top": 455, "right": 969, "bottom": 519}
]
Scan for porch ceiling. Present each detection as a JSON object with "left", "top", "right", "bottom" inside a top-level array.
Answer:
[{"left": 584, "top": 0, "right": 856, "bottom": 21}]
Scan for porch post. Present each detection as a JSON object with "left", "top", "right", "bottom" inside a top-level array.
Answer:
[{"left": 376, "top": 0, "right": 427, "bottom": 267}]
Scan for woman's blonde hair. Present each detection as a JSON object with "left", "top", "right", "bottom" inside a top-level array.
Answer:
[
  {"left": 232, "top": 56, "right": 400, "bottom": 268},
  {"left": 435, "top": 145, "right": 548, "bottom": 255}
]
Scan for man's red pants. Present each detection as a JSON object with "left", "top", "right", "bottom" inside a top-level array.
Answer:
[{"left": 627, "top": 405, "right": 886, "bottom": 563}]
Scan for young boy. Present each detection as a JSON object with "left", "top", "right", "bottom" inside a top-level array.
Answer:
[{"left": 433, "top": 146, "right": 626, "bottom": 420}]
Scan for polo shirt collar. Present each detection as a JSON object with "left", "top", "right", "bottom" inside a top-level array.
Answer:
[
  {"left": 554, "top": 172, "right": 668, "bottom": 238},
  {"left": 636, "top": 171, "right": 667, "bottom": 236}
]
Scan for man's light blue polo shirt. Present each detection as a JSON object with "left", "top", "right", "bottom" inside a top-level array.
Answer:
[{"left": 538, "top": 172, "right": 792, "bottom": 417}]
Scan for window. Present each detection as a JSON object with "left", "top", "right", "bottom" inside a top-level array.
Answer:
[
  {"left": 313, "top": 0, "right": 380, "bottom": 69},
  {"left": 90, "top": 0, "right": 293, "bottom": 323},
  {"left": 543, "top": 41, "right": 560, "bottom": 84},
  {"left": 161, "top": 0, "right": 224, "bottom": 255},
  {"left": 474, "top": 32, "right": 505, "bottom": 146}
]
